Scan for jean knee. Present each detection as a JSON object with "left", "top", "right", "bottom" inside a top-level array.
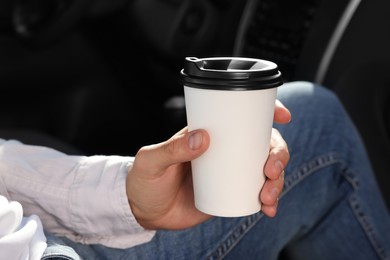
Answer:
[{"left": 277, "top": 81, "right": 348, "bottom": 122}]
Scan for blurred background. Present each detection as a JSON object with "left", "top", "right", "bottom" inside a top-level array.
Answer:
[{"left": 0, "top": 0, "right": 389, "bottom": 208}]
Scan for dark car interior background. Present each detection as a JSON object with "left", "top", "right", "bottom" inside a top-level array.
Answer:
[{"left": 1, "top": 0, "right": 389, "bottom": 209}]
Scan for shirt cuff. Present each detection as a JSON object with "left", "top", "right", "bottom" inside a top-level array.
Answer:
[{"left": 69, "top": 156, "right": 156, "bottom": 249}]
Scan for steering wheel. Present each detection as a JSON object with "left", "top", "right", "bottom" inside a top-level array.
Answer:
[{"left": 12, "top": 0, "right": 95, "bottom": 47}]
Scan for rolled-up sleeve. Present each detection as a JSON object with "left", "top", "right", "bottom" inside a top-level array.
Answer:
[{"left": 0, "top": 138, "right": 156, "bottom": 249}]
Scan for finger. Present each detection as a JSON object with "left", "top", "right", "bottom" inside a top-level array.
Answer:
[
  {"left": 274, "top": 99, "right": 291, "bottom": 124},
  {"left": 133, "top": 129, "right": 210, "bottom": 176},
  {"left": 264, "top": 128, "right": 289, "bottom": 180},
  {"left": 260, "top": 171, "right": 285, "bottom": 207},
  {"left": 261, "top": 200, "right": 278, "bottom": 218}
]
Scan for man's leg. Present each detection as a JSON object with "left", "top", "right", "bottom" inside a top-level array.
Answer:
[{"left": 271, "top": 81, "right": 390, "bottom": 259}]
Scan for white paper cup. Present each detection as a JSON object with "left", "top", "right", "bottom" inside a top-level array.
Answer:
[{"left": 181, "top": 57, "right": 283, "bottom": 217}]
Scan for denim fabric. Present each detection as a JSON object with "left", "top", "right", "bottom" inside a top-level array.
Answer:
[
  {"left": 43, "top": 82, "right": 390, "bottom": 259},
  {"left": 42, "top": 233, "right": 81, "bottom": 260}
]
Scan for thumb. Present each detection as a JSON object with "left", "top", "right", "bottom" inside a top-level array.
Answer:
[{"left": 133, "top": 128, "right": 210, "bottom": 174}]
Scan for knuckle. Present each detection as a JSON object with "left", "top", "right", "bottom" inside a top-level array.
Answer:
[
  {"left": 162, "top": 137, "right": 178, "bottom": 157},
  {"left": 136, "top": 145, "right": 153, "bottom": 159},
  {"left": 133, "top": 146, "right": 150, "bottom": 169}
]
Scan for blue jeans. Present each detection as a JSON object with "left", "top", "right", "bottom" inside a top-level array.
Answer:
[{"left": 43, "top": 82, "right": 390, "bottom": 260}]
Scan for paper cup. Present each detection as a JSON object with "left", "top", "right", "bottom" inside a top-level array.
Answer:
[{"left": 181, "top": 57, "right": 283, "bottom": 217}]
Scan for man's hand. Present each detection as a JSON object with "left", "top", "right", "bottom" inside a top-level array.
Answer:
[{"left": 126, "top": 100, "right": 291, "bottom": 230}]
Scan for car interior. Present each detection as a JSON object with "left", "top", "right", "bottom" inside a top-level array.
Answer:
[{"left": 0, "top": 0, "right": 389, "bottom": 212}]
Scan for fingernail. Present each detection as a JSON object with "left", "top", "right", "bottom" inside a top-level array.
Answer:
[
  {"left": 275, "top": 160, "right": 284, "bottom": 174},
  {"left": 188, "top": 131, "right": 203, "bottom": 150}
]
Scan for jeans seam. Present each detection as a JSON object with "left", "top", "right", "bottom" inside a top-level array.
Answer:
[
  {"left": 41, "top": 254, "right": 77, "bottom": 260},
  {"left": 206, "top": 153, "right": 340, "bottom": 260},
  {"left": 337, "top": 163, "right": 389, "bottom": 260},
  {"left": 281, "top": 153, "right": 340, "bottom": 197},
  {"left": 347, "top": 182, "right": 389, "bottom": 259}
]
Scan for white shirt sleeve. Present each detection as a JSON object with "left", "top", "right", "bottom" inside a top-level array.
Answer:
[{"left": 0, "top": 138, "right": 156, "bottom": 249}]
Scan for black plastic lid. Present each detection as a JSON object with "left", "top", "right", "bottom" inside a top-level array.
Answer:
[{"left": 180, "top": 57, "right": 283, "bottom": 90}]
